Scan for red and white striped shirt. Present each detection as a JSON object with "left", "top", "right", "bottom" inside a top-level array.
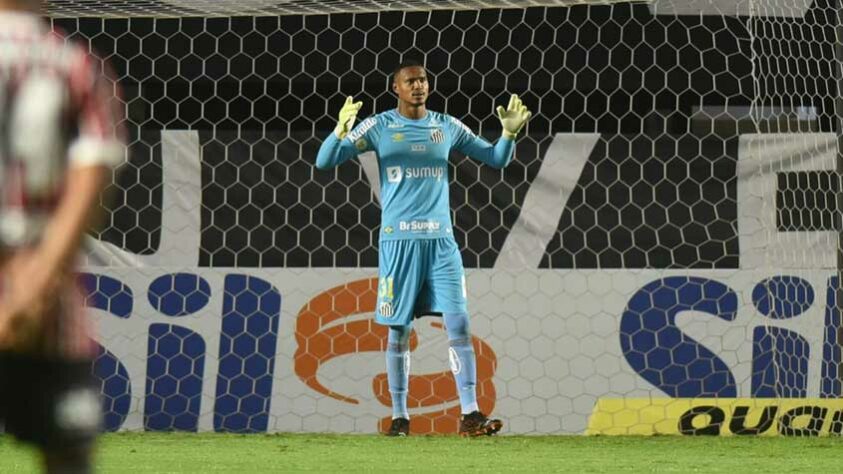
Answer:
[{"left": 0, "top": 12, "right": 124, "bottom": 358}]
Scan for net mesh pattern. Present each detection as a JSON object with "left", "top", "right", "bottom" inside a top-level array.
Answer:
[
  {"left": 47, "top": 0, "right": 843, "bottom": 434},
  {"left": 45, "top": 0, "right": 641, "bottom": 18}
]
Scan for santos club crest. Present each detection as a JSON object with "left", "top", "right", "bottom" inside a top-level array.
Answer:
[{"left": 430, "top": 128, "right": 444, "bottom": 144}]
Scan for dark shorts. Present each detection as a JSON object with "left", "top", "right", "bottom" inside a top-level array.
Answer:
[{"left": 0, "top": 353, "right": 100, "bottom": 450}]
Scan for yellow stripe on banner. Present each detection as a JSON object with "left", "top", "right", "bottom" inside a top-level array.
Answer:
[{"left": 587, "top": 398, "right": 843, "bottom": 436}]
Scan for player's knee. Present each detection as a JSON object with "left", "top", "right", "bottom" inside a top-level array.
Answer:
[
  {"left": 387, "top": 325, "right": 412, "bottom": 351},
  {"left": 443, "top": 312, "right": 470, "bottom": 342}
]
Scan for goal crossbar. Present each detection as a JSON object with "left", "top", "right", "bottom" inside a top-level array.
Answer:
[{"left": 44, "top": 0, "right": 652, "bottom": 18}]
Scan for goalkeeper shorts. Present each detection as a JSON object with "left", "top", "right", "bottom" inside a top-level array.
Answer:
[{"left": 375, "top": 237, "right": 467, "bottom": 327}]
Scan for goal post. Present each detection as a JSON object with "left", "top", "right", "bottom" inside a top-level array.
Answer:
[{"left": 49, "top": 0, "right": 843, "bottom": 435}]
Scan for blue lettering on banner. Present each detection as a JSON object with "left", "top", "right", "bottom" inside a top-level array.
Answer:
[
  {"left": 751, "top": 276, "right": 814, "bottom": 320},
  {"left": 147, "top": 273, "right": 212, "bottom": 317},
  {"left": 214, "top": 274, "right": 281, "bottom": 433},
  {"left": 80, "top": 273, "right": 133, "bottom": 319},
  {"left": 621, "top": 275, "right": 843, "bottom": 399},
  {"left": 81, "top": 273, "right": 134, "bottom": 431},
  {"left": 91, "top": 344, "right": 132, "bottom": 432},
  {"left": 822, "top": 276, "right": 843, "bottom": 398},
  {"left": 752, "top": 326, "right": 809, "bottom": 398},
  {"left": 145, "top": 323, "right": 206, "bottom": 431},
  {"left": 79, "top": 272, "right": 282, "bottom": 433},
  {"left": 620, "top": 277, "right": 739, "bottom": 397}
]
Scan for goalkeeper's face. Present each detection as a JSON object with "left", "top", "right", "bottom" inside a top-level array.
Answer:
[{"left": 393, "top": 66, "right": 429, "bottom": 107}]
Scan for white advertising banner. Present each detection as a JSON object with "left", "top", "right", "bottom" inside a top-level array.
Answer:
[{"left": 85, "top": 266, "right": 841, "bottom": 435}]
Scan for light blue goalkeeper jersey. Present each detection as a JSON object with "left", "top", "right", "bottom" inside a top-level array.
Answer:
[{"left": 316, "top": 109, "right": 515, "bottom": 241}]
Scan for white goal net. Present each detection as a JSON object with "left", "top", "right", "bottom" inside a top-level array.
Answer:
[
  {"left": 52, "top": 0, "right": 843, "bottom": 435},
  {"left": 46, "top": 0, "right": 641, "bottom": 17}
]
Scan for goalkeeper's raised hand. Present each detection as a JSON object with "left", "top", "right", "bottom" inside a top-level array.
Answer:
[
  {"left": 334, "top": 96, "right": 363, "bottom": 140},
  {"left": 496, "top": 94, "right": 532, "bottom": 139}
]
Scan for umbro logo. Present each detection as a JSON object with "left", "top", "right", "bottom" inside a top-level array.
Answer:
[{"left": 387, "top": 122, "right": 402, "bottom": 129}]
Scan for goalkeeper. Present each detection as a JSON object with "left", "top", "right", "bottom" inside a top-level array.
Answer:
[{"left": 316, "top": 59, "right": 530, "bottom": 437}]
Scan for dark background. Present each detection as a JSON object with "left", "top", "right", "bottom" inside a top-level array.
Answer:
[{"left": 52, "top": 1, "right": 842, "bottom": 268}]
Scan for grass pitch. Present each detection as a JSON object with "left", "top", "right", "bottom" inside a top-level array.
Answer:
[{"left": 2, "top": 433, "right": 843, "bottom": 472}]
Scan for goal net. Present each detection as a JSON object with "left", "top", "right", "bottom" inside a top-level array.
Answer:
[
  {"left": 46, "top": 0, "right": 636, "bottom": 17},
  {"left": 55, "top": 0, "right": 843, "bottom": 435}
]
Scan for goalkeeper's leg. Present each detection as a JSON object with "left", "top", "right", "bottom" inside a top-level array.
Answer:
[
  {"left": 425, "top": 238, "right": 502, "bottom": 436},
  {"left": 443, "top": 312, "right": 478, "bottom": 414},
  {"left": 377, "top": 240, "right": 428, "bottom": 436},
  {"left": 385, "top": 324, "right": 411, "bottom": 436},
  {"left": 443, "top": 312, "right": 502, "bottom": 437}
]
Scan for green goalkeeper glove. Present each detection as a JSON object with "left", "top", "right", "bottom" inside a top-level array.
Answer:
[
  {"left": 334, "top": 96, "right": 363, "bottom": 139},
  {"left": 496, "top": 94, "right": 532, "bottom": 139}
]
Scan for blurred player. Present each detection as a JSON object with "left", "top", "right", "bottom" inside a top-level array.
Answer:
[
  {"left": 0, "top": 1, "right": 124, "bottom": 472},
  {"left": 316, "top": 59, "right": 530, "bottom": 437}
]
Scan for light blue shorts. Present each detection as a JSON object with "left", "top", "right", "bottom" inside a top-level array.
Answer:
[{"left": 375, "top": 238, "right": 467, "bottom": 327}]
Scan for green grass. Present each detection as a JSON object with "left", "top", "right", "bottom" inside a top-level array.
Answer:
[{"left": 2, "top": 433, "right": 843, "bottom": 473}]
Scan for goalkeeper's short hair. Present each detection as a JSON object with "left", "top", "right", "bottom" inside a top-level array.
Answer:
[{"left": 392, "top": 58, "right": 426, "bottom": 82}]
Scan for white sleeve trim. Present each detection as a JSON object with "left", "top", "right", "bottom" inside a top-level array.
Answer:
[
  {"left": 449, "top": 116, "right": 476, "bottom": 137},
  {"left": 68, "top": 137, "right": 124, "bottom": 168},
  {"left": 346, "top": 116, "right": 377, "bottom": 143}
]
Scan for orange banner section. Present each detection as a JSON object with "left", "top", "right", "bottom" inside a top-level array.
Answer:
[{"left": 295, "top": 278, "right": 497, "bottom": 434}]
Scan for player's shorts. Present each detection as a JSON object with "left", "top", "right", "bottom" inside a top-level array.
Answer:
[
  {"left": 0, "top": 352, "right": 100, "bottom": 450},
  {"left": 375, "top": 237, "right": 467, "bottom": 327}
]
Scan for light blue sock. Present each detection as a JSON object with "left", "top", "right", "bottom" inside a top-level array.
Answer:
[
  {"left": 444, "top": 312, "right": 478, "bottom": 414},
  {"left": 386, "top": 325, "right": 411, "bottom": 420}
]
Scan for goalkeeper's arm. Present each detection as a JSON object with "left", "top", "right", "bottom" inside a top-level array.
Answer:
[
  {"left": 316, "top": 96, "right": 364, "bottom": 169},
  {"left": 456, "top": 94, "right": 532, "bottom": 169}
]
